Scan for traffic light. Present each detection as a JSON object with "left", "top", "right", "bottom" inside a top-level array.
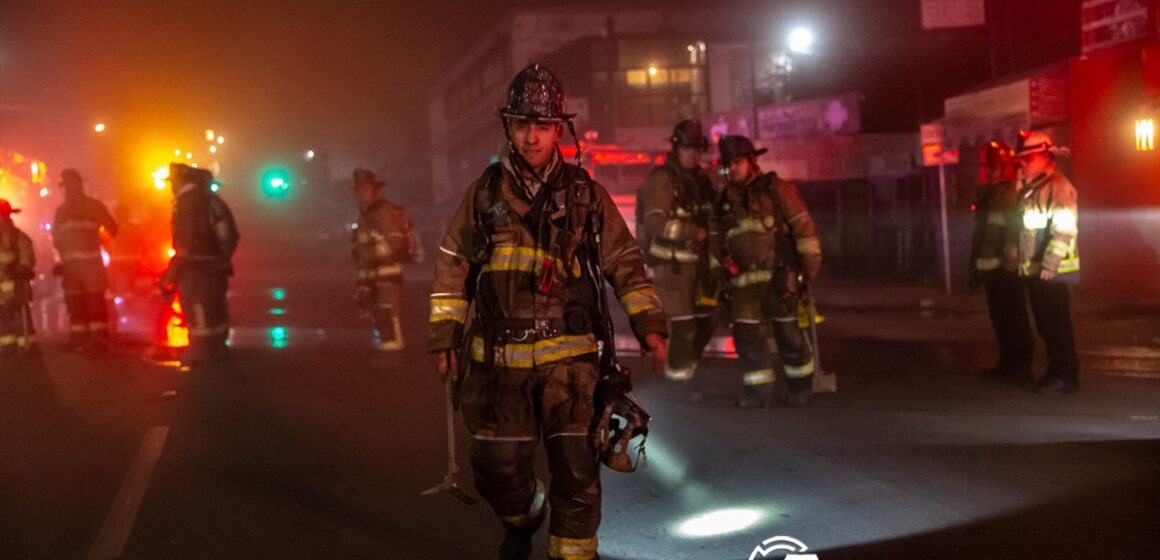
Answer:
[{"left": 261, "top": 168, "right": 291, "bottom": 198}]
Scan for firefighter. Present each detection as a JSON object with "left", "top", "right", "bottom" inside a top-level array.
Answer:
[
  {"left": 636, "top": 119, "right": 718, "bottom": 401},
  {"left": 162, "top": 164, "right": 239, "bottom": 365},
  {"left": 971, "top": 141, "right": 1034, "bottom": 384},
  {"left": 1014, "top": 130, "right": 1080, "bottom": 394},
  {"left": 711, "top": 135, "right": 822, "bottom": 408},
  {"left": 52, "top": 168, "right": 117, "bottom": 351},
  {"left": 351, "top": 168, "right": 414, "bottom": 352},
  {"left": 429, "top": 64, "right": 667, "bottom": 560},
  {"left": 0, "top": 199, "right": 38, "bottom": 358}
]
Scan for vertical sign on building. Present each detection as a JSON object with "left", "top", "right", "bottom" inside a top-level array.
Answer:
[{"left": 921, "top": 0, "right": 986, "bottom": 30}]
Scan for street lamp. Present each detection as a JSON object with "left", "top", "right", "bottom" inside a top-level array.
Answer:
[
  {"left": 93, "top": 122, "right": 107, "bottom": 133},
  {"left": 788, "top": 26, "right": 815, "bottom": 55}
]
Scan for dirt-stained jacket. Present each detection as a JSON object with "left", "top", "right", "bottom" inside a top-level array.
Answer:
[
  {"left": 970, "top": 179, "right": 1021, "bottom": 275},
  {"left": 52, "top": 195, "right": 117, "bottom": 265},
  {"left": 428, "top": 152, "right": 666, "bottom": 366},
  {"left": 352, "top": 199, "right": 412, "bottom": 285},
  {"left": 636, "top": 156, "right": 716, "bottom": 266},
  {"left": 0, "top": 223, "right": 35, "bottom": 304},
  {"left": 1018, "top": 169, "right": 1079, "bottom": 282},
  {"left": 710, "top": 172, "right": 821, "bottom": 288}
]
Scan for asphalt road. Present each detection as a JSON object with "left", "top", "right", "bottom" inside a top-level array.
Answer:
[{"left": 2, "top": 232, "right": 1158, "bottom": 560}]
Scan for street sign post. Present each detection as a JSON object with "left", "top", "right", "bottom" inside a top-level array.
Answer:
[{"left": 921, "top": 130, "right": 960, "bottom": 294}]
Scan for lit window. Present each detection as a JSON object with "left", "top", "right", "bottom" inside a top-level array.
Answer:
[{"left": 625, "top": 69, "right": 648, "bottom": 87}]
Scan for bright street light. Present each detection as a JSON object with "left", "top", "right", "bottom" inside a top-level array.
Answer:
[
  {"left": 205, "top": 129, "right": 216, "bottom": 141},
  {"left": 210, "top": 145, "right": 218, "bottom": 153},
  {"left": 788, "top": 26, "right": 815, "bottom": 55},
  {"left": 216, "top": 136, "right": 225, "bottom": 145},
  {"left": 93, "top": 123, "right": 107, "bottom": 133}
]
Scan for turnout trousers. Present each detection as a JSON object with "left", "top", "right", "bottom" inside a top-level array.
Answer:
[
  {"left": 730, "top": 281, "right": 815, "bottom": 395},
  {"left": 61, "top": 260, "right": 111, "bottom": 344},
  {"left": 982, "top": 268, "right": 1033, "bottom": 374},
  {"left": 460, "top": 357, "right": 602, "bottom": 560},
  {"left": 0, "top": 301, "right": 37, "bottom": 355},
  {"left": 372, "top": 277, "right": 404, "bottom": 351},
  {"left": 177, "top": 265, "right": 230, "bottom": 360},
  {"left": 1025, "top": 277, "right": 1079, "bottom": 384},
  {"left": 652, "top": 263, "right": 716, "bottom": 383}
]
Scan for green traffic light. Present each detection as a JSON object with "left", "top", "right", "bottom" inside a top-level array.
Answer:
[{"left": 261, "top": 169, "right": 291, "bottom": 197}]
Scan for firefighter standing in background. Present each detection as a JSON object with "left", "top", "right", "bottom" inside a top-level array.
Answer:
[
  {"left": 429, "top": 64, "right": 667, "bottom": 560},
  {"left": 636, "top": 119, "right": 718, "bottom": 401},
  {"left": 351, "top": 168, "right": 414, "bottom": 352},
  {"left": 52, "top": 168, "right": 117, "bottom": 352},
  {"left": 1014, "top": 130, "right": 1080, "bottom": 395},
  {"left": 711, "top": 135, "right": 822, "bottom": 408},
  {"left": 971, "top": 141, "right": 1034, "bottom": 384},
  {"left": 0, "top": 199, "right": 38, "bottom": 358},
  {"left": 162, "top": 164, "right": 239, "bottom": 365}
]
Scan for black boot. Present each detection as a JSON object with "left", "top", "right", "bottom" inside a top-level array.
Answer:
[{"left": 736, "top": 384, "right": 773, "bottom": 409}]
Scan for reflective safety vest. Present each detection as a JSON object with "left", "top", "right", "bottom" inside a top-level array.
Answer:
[{"left": 1018, "top": 170, "right": 1079, "bottom": 282}]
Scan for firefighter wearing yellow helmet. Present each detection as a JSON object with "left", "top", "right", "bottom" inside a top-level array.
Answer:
[{"left": 1015, "top": 130, "right": 1079, "bottom": 394}]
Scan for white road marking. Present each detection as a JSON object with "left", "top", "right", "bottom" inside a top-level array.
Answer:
[{"left": 87, "top": 426, "right": 170, "bottom": 560}]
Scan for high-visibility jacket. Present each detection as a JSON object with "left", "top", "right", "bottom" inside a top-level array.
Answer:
[
  {"left": 1018, "top": 170, "right": 1079, "bottom": 282},
  {"left": 352, "top": 198, "right": 412, "bottom": 285},
  {"left": 636, "top": 156, "right": 716, "bottom": 267},
  {"left": 970, "top": 179, "right": 1020, "bottom": 273},
  {"left": 52, "top": 195, "right": 117, "bottom": 265},
  {"left": 428, "top": 151, "right": 666, "bottom": 367},
  {"left": 710, "top": 172, "right": 821, "bottom": 287},
  {"left": 0, "top": 223, "right": 35, "bottom": 304}
]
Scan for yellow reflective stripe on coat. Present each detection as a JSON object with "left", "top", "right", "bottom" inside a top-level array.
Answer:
[
  {"left": 375, "top": 263, "right": 403, "bottom": 277},
  {"left": 696, "top": 293, "right": 719, "bottom": 307},
  {"left": 727, "top": 217, "right": 767, "bottom": 239},
  {"left": 743, "top": 369, "right": 775, "bottom": 385},
  {"left": 0, "top": 281, "right": 14, "bottom": 293},
  {"left": 1022, "top": 209, "right": 1048, "bottom": 230},
  {"left": 470, "top": 334, "right": 599, "bottom": 368},
  {"left": 1057, "top": 258, "right": 1080, "bottom": 274},
  {"left": 429, "top": 298, "right": 468, "bottom": 324},
  {"left": 1046, "top": 239, "right": 1071, "bottom": 258},
  {"left": 648, "top": 240, "right": 699, "bottom": 263},
  {"left": 60, "top": 251, "right": 103, "bottom": 262},
  {"left": 0, "top": 335, "right": 14, "bottom": 346},
  {"left": 617, "top": 286, "right": 662, "bottom": 315},
  {"left": 796, "top": 236, "right": 821, "bottom": 255},
  {"left": 547, "top": 535, "right": 598, "bottom": 560},
  {"left": 0, "top": 251, "right": 14, "bottom": 263},
  {"left": 482, "top": 246, "right": 564, "bottom": 274},
  {"left": 730, "top": 269, "right": 772, "bottom": 288}
]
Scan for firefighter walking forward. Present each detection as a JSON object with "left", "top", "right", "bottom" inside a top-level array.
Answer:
[
  {"left": 52, "top": 168, "right": 117, "bottom": 351},
  {"left": 351, "top": 168, "right": 414, "bottom": 352},
  {"left": 1014, "top": 131, "right": 1080, "bottom": 395},
  {"left": 163, "top": 165, "right": 239, "bottom": 365},
  {"left": 0, "top": 199, "right": 38, "bottom": 357},
  {"left": 971, "top": 141, "right": 1034, "bottom": 384},
  {"left": 636, "top": 119, "right": 719, "bottom": 400},
  {"left": 711, "top": 135, "right": 822, "bottom": 408},
  {"left": 429, "top": 64, "right": 667, "bottom": 560}
]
